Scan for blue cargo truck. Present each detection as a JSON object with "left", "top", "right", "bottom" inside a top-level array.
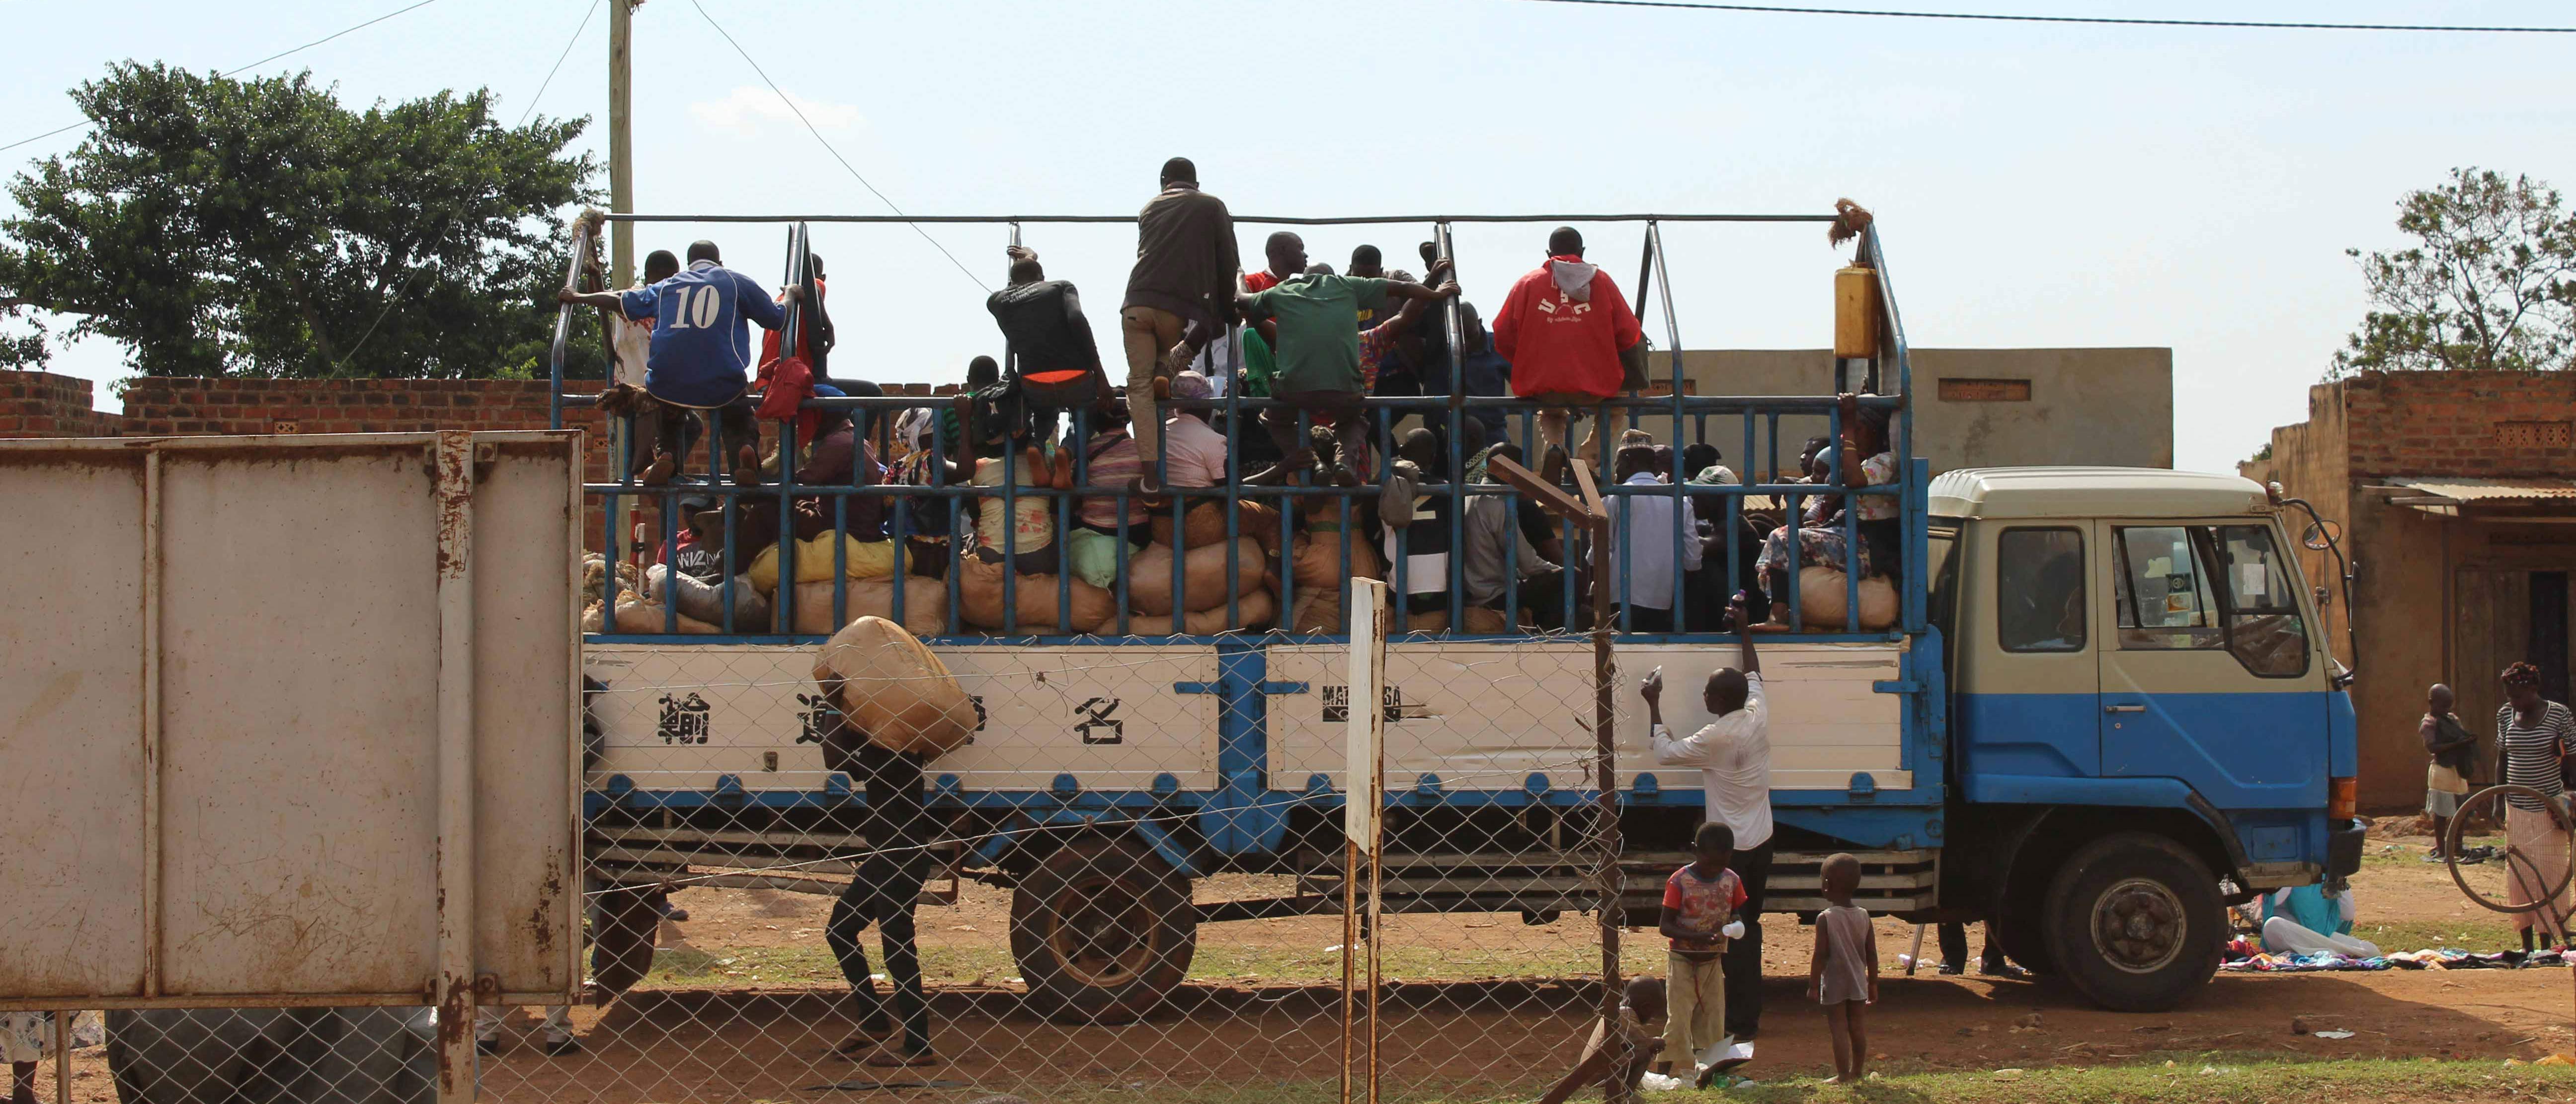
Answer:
[{"left": 561, "top": 211, "right": 2363, "bottom": 1021}]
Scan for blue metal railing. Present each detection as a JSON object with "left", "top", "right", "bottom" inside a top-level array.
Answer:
[{"left": 553, "top": 211, "right": 1921, "bottom": 646}]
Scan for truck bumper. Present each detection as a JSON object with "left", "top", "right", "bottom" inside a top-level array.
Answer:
[{"left": 2326, "top": 818, "right": 2366, "bottom": 879}]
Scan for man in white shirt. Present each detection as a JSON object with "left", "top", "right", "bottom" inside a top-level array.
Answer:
[
  {"left": 1642, "top": 598, "right": 1774, "bottom": 1052},
  {"left": 1605, "top": 445, "right": 1701, "bottom": 632}
]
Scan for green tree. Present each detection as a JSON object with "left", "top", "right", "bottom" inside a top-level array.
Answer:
[
  {"left": 0, "top": 63, "right": 605, "bottom": 380},
  {"left": 2331, "top": 167, "right": 2576, "bottom": 378}
]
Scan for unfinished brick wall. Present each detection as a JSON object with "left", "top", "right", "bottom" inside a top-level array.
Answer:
[
  {"left": 0, "top": 370, "right": 123, "bottom": 437},
  {"left": 2332, "top": 371, "right": 2576, "bottom": 478}
]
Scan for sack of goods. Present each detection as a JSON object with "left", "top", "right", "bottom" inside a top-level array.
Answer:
[
  {"left": 956, "top": 552, "right": 1118, "bottom": 633},
  {"left": 1794, "top": 565, "right": 1897, "bottom": 631},
  {"left": 1128, "top": 538, "right": 1268, "bottom": 616},
  {"left": 792, "top": 575, "right": 950, "bottom": 638},
  {"left": 812, "top": 616, "right": 979, "bottom": 757},
  {"left": 1287, "top": 530, "right": 1383, "bottom": 633}
]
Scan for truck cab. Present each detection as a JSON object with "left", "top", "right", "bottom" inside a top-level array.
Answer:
[{"left": 1927, "top": 467, "right": 2364, "bottom": 1010}]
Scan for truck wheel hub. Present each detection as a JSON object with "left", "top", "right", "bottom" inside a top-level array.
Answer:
[
  {"left": 2092, "top": 877, "right": 2185, "bottom": 974},
  {"left": 1045, "top": 874, "right": 1156, "bottom": 986}
]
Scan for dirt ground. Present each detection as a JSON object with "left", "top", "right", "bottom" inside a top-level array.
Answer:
[{"left": 36, "top": 826, "right": 2576, "bottom": 1104}]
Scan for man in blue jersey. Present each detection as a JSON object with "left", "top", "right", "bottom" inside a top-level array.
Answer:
[{"left": 561, "top": 239, "right": 800, "bottom": 485}]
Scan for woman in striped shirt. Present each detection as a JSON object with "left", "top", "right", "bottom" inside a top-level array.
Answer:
[{"left": 2498, "top": 661, "right": 2576, "bottom": 950}]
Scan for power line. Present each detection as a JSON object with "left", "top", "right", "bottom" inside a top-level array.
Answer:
[
  {"left": 687, "top": 0, "right": 990, "bottom": 293},
  {"left": 516, "top": 0, "right": 604, "bottom": 128},
  {"left": 0, "top": 0, "right": 453, "bottom": 156},
  {"left": 1502, "top": 0, "right": 2576, "bottom": 33}
]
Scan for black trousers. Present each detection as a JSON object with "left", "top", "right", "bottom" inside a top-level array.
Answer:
[
  {"left": 1938, "top": 921, "right": 2008, "bottom": 971},
  {"left": 1723, "top": 839, "right": 1774, "bottom": 1040},
  {"left": 823, "top": 738, "right": 932, "bottom": 1055}
]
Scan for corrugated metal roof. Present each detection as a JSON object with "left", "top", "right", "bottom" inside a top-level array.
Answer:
[{"left": 2386, "top": 477, "right": 2576, "bottom": 502}]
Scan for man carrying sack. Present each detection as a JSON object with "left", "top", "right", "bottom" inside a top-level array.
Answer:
[{"left": 812, "top": 617, "right": 978, "bottom": 1066}]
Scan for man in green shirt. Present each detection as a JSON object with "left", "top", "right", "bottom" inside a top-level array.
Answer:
[{"left": 1237, "top": 231, "right": 1457, "bottom": 483}]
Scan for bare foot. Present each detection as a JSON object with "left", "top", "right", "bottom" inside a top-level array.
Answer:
[
  {"left": 639, "top": 451, "right": 677, "bottom": 487},
  {"left": 732, "top": 444, "right": 761, "bottom": 487}
]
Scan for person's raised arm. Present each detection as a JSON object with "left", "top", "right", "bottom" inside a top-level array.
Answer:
[
  {"left": 1388, "top": 276, "right": 1462, "bottom": 304},
  {"left": 1638, "top": 667, "right": 1666, "bottom": 730},
  {"left": 557, "top": 288, "right": 624, "bottom": 312},
  {"left": 1729, "top": 593, "right": 1760, "bottom": 674}
]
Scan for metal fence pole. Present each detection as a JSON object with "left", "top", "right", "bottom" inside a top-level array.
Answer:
[
  {"left": 1341, "top": 580, "right": 1387, "bottom": 1104},
  {"left": 431, "top": 432, "right": 479, "bottom": 1104},
  {"left": 1588, "top": 510, "right": 1624, "bottom": 1102}
]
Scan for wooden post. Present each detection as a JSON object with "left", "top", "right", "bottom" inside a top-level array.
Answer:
[{"left": 607, "top": 0, "right": 634, "bottom": 289}]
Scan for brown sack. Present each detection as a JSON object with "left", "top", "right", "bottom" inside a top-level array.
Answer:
[
  {"left": 811, "top": 615, "right": 978, "bottom": 756},
  {"left": 792, "top": 575, "right": 950, "bottom": 638},
  {"left": 1149, "top": 500, "right": 1288, "bottom": 555},
  {"left": 1286, "top": 530, "right": 1384, "bottom": 632},
  {"left": 1795, "top": 566, "right": 1897, "bottom": 631},
  {"left": 956, "top": 553, "right": 1118, "bottom": 633},
  {"left": 1123, "top": 588, "right": 1277, "bottom": 635},
  {"left": 1127, "top": 538, "right": 1266, "bottom": 615},
  {"left": 609, "top": 596, "right": 723, "bottom": 634}
]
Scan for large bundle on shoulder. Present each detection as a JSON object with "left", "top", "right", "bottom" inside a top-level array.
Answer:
[{"left": 812, "top": 616, "right": 978, "bottom": 757}]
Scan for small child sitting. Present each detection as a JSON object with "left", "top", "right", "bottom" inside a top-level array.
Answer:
[
  {"left": 1536, "top": 977, "right": 1666, "bottom": 1104},
  {"left": 1808, "top": 853, "right": 1879, "bottom": 1084},
  {"left": 1657, "top": 822, "right": 1747, "bottom": 1086}
]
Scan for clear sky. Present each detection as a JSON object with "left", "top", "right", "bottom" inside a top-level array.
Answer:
[{"left": 6, "top": 0, "right": 2573, "bottom": 472}]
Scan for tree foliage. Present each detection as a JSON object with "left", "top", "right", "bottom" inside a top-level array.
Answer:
[
  {"left": 2332, "top": 168, "right": 2576, "bottom": 378},
  {"left": 0, "top": 63, "right": 605, "bottom": 379}
]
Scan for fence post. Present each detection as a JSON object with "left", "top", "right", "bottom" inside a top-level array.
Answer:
[
  {"left": 431, "top": 432, "right": 479, "bottom": 1104},
  {"left": 1342, "top": 580, "right": 1387, "bottom": 1104}
]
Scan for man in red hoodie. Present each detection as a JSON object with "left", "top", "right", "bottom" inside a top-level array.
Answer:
[{"left": 1493, "top": 226, "right": 1646, "bottom": 478}]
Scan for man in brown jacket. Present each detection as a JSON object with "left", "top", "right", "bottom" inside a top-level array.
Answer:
[{"left": 1122, "top": 157, "right": 1239, "bottom": 493}]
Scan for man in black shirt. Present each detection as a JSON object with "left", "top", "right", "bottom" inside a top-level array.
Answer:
[{"left": 818, "top": 695, "right": 936, "bottom": 1066}]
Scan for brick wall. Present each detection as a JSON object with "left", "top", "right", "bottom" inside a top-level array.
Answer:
[
  {"left": 2331, "top": 370, "right": 2576, "bottom": 479},
  {"left": 0, "top": 370, "right": 122, "bottom": 437}
]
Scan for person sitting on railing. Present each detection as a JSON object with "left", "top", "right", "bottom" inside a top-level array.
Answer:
[
  {"left": 1121, "top": 157, "right": 1239, "bottom": 497},
  {"left": 1463, "top": 442, "right": 1568, "bottom": 631},
  {"left": 1234, "top": 232, "right": 1461, "bottom": 486},
  {"left": 604, "top": 249, "right": 681, "bottom": 393},
  {"left": 1604, "top": 444, "right": 1701, "bottom": 632},
  {"left": 1494, "top": 227, "right": 1646, "bottom": 481},
  {"left": 988, "top": 245, "right": 1106, "bottom": 456},
  {"left": 557, "top": 239, "right": 797, "bottom": 486},
  {"left": 1847, "top": 406, "right": 1902, "bottom": 580},
  {"left": 1063, "top": 397, "right": 1148, "bottom": 587}
]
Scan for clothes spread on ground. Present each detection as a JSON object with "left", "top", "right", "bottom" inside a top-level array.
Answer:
[
  {"left": 1649, "top": 674, "right": 1774, "bottom": 850},
  {"left": 1123, "top": 183, "right": 1239, "bottom": 327},
  {"left": 619, "top": 259, "right": 787, "bottom": 408},
  {"left": 2222, "top": 943, "right": 2569, "bottom": 972},
  {"left": 1493, "top": 255, "right": 1642, "bottom": 400},
  {"left": 1244, "top": 274, "right": 1394, "bottom": 396}
]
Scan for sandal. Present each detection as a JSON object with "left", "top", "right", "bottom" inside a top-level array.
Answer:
[{"left": 638, "top": 451, "right": 678, "bottom": 488}]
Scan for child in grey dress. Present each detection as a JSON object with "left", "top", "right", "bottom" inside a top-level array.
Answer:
[{"left": 1807, "top": 853, "right": 1878, "bottom": 1083}]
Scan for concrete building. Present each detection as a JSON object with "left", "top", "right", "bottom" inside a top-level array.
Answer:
[
  {"left": 1634, "top": 347, "right": 2173, "bottom": 477},
  {"left": 2261, "top": 371, "right": 2576, "bottom": 808}
]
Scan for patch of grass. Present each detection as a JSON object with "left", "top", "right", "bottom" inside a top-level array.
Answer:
[
  {"left": 1028, "top": 1057, "right": 2576, "bottom": 1104},
  {"left": 2348, "top": 917, "right": 2523, "bottom": 954}
]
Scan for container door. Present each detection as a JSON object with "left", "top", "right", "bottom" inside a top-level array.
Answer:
[{"left": 2095, "top": 521, "right": 2327, "bottom": 825}]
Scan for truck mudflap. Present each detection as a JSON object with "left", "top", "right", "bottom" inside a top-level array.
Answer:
[{"left": 2327, "top": 817, "right": 2366, "bottom": 879}]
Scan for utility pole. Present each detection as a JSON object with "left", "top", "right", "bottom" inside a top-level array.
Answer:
[{"left": 608, "top": 0, "right": 635, "bottom": 288}]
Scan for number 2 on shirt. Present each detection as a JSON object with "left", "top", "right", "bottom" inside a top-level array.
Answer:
[{"left": 662, "top": 285, "right": 723, "bottom": 331}]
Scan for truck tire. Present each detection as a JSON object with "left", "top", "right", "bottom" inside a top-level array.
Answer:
[
  {"left": 2041, "top": 833, "right": 2222, "bottom": 1012},
  {"left": 1010, "top": 838, "right": 1196, "bottom": 1024}
]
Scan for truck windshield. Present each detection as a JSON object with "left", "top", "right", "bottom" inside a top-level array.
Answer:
[{"left": 2112, "top": 524, "right": 2308, "bottom": 677}]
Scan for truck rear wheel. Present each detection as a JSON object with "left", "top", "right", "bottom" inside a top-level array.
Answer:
[
  {"left": 2042, "top": 833, "right": 2222, "bottom": 1012},
  {"left": 1010, "top": 839, "right": 1196, "bottom": 1024}
]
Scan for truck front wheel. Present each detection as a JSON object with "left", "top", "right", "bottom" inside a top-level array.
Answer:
[
  {"left": 1010, "top": 839, "right": 1196, "bottom": 1024},
  {"left": 2042, "top": 833, "right": 2222, "bottom": 1012}
]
